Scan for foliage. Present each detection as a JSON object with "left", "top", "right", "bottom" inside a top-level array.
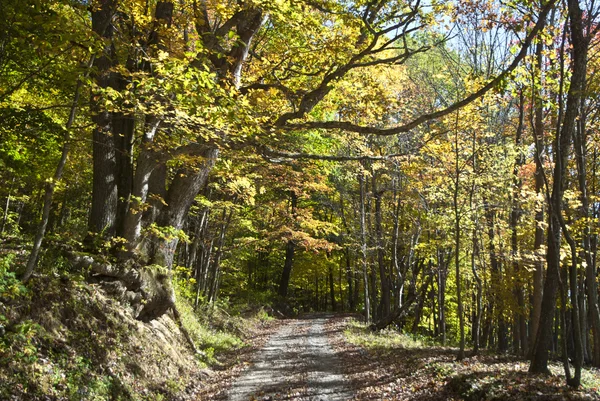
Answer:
[{"left": 2, "top": 0, "right": 600, "bottom": 396}]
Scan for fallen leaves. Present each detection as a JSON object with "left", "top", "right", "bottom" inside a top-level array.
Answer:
[{"left": 327, "top": 316, "right": 600, "bottom": 401}]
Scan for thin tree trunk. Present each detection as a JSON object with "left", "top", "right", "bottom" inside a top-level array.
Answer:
[
  {"left": 359, "top": 170, "right": 370, "bottom": 323},
  {"left": 278, "top": 191, "right": 297, "bottom": 298},
  {"left": 530, "top": 2, "right": 587, "bottom": 378},
  {"left": 390, "top": 183, "right": 402, "bottom": 309},
  {"left": 1, "top": 177, "right": 15, "bottom": 234},
  {"left": 511, "top": 91, "right": 527, "bottom": 356},
  {"left": 472, "top": 229, "right": 482, "bottom": 355},
  {"left": 437, "top": 247, "right": 448, "bottom": 345},
  {"left": 345, "top": 248, "right": 355, "bottom": 311},
  {"left": 374, "top": 174, "right": 390, "bottom": 318},
  {"left": 328, "top": 261, "right": 336, "bottom": 311},
  {"left": 530, "top": 39, "right": 545, "bottom": 357},
  {"left": 453, "top": 115, "right": 465, "bottom": 361},
  {"left": 22, "top": 56, "right": 94, "bottom": 280}
]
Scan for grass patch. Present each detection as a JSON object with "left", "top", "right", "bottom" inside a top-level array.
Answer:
[
  {"left": 175, "top": 293, "right": 244, "bottom": 365},
  {"left": 344, "top": 318, "right": 437, "bottom": 350}
]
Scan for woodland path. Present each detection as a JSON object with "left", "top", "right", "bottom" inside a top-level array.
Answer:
[{"left": 227, "top": 315, "right": 353, "bottom": 401}]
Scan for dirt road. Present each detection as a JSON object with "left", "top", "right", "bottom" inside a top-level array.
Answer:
[{"left": 228, "top": 316, "right": 352, "bottom": 401}]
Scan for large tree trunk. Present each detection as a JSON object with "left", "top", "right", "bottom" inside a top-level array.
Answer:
[
  {"left": 113, "top": 111, "right": 135, "bottom": 238},
  {"left": 89, "top": 1, "right": 118, "bottom": 239},
  {"left": 120, "top": 118, "right": 162, "bottom": 257},
  {"left": 150, "top": 146, "right": 218, "bottom": 268},
  {"left": 120, "top": 1, "right": 173, "bottom": 250}
]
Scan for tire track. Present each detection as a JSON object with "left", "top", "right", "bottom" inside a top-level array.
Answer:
[{"left": 228, "top": 316, "right": 352, "bottom": 400}]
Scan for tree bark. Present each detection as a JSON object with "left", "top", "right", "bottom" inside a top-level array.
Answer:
[
  {"left": 88, "top": 0, "right": 118, "bottom": 239},
  {"left": 150, "top": 146, "right": 218, "bottom": 268}
]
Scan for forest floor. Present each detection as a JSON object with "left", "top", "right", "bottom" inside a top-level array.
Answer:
[{"left": 199, "top": 314, "right": 600, "bottom": 401}]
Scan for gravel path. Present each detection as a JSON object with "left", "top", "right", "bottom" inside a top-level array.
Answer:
[{"left": 228, "top": 316, "right": 352, "bottom": 401}]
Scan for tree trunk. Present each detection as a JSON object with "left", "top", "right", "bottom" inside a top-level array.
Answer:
[
  {"left": 390, "top": 185, "right": 402, "bottom": 309},
  {"left": 471, "top": 229, "right": 482, "bottom": 355},
  {"left": 530, "top": 40, "right": 545, "bottom": 357},
  {"left": 454, "top": 119, "right": 465, "bottom": 361},
  {"left": 278, "top": 190, "right": 297, "bottom": 298},
  {"left": 530, "top": 1, "right": 587, "bottom": 377},
  {"left": 411, "top": 272, "right": 431, "bottom": 334},
  {"left": 359, "top": 170, "right": 370, "bottom": 323},
  {"left": 22, "top": 57, "right": 94, "bottom": 280},
  {"left": 484, "top": 198, "right": 508, "bottom": 352},
  {"left": 0, "top": 177, "right": 14, "bottom": 234},
  {"left": 120, "top": 118, "right": 162, "bottom": 256},
  {"left": 88, "top": 0, "right": 118, "bottom": 239},
  {"left": 373, "top": 174, "right": 391, "bottom": 318},
  {"left": 328, "top": 261, "right": 336, "bottom": 311},
  {"left": 511, "top": 90, "right": 527, "bottom": 356},
  {"left": 150, "top": 146, "right": 218, "bottom": 268},
  {"left": 437, "top": 248, "right": 448, "bottom": 345},
  {"left": 113, "top": 111, "right": 134, "bottom": 238},
  {"left": 345, "top": 248, "right": 355, "bottom": 311},
  {"left": 208, "top": 208, "right": 233, "bottom": 304}
]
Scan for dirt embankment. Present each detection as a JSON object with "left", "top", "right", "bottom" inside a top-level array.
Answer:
[{"left": 0, "top": 273, "right": 279, "bottom": 401}]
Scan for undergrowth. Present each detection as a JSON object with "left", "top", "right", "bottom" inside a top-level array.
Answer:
[
  {"left": 344, "top": 318, "right": 439, "bottom": 350},
  {"left": 0, "top": 252, "right": 277, "bottom": 400},
  {"left": 175, "top": 293, "right": 243, "bottom": 365}
]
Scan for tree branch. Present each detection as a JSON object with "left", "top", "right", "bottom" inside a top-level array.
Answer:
[
  {"left": 279, "top": 0, "right": 556, "bottom": 136},
  {"left": 258, "top": 144, "right": 407, "bottom": 162}
]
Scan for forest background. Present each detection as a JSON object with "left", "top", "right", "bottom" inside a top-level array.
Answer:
[{"left": 2, "top": 0, "right": 600, "bottom": 398}]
